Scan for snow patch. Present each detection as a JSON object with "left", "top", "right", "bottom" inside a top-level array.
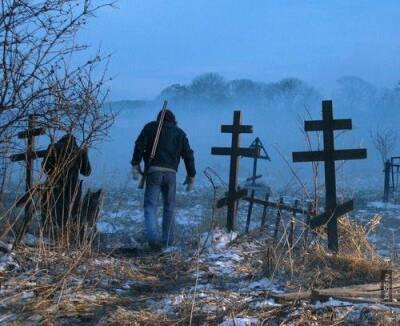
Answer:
[
  {"left": 313, "top": 297, "right": 353, "bottom": 308},
  {"left": 0, "top": 254, "right": 20, "bottom": 272},
  {"left": 368, "top": 201, "right": 400, "bottom": 210},
  {"left": 219, "top": 317, "right": 260, "bottom": 326},
  {"left": 241, "top": 278, "right": 284, "bottom": 293}
]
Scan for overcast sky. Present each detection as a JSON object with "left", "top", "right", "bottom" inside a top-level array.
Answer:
[{"left": 80, "top": 1, "right": 400, "bottom": 100}]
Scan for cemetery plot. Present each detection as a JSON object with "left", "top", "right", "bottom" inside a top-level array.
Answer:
[
  {"left": 292, "top": 100, "right": 367, "bottom": 251},
  {"left": 211, "top": 111, "right": 259, "bottom": 231}
]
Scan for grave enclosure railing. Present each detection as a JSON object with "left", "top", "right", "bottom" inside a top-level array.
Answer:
[{"left": 204, "top": 169, "right": 318, "bottom": 249}]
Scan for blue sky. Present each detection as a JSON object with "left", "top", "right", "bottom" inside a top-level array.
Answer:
[{"left": 80, "top": 1, "right": 400, "bottom": 100}]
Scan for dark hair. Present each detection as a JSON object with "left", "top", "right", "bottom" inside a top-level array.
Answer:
[{"left": 157, "top": 109, "right": 177, "bottom": 125}]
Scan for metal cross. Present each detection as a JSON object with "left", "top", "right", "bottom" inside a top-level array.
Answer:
[{"left": 244, "top": 137, "right": 270, "bottom": 232}]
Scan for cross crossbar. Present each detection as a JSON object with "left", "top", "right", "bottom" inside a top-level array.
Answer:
[
  {"left": 211, "top": 147, "right": 259, "bottom": 158},
  {"left": 305, "top": 119, "right": 352, "bottom": 132},
  {"left": 293, "top": 149, "right": 367, "bottom": 163},
  {"left": 11, "top": 149, "right": 47, "bottom": 162},
  {"left": 246, "top": 174, "right": 262, "bottom": 182},
  {"left": 217, "top": 188, "right": 248, "bottom": 208},
  {"left": 309, "top": 200, "right": 353, "bottom": 228},
  {"left": 221, "top": 125, "right": 253, "bottom": 134},
  {"left": 17, "top": 127, "right": 46, "bottom": 139}
]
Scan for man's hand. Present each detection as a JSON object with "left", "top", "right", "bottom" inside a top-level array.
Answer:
[
  {"left": 131, "top": 165, "right": 141, "bottom": 180},
  {"left": 183, "top": 176, "right": 195, "bottom": 192}
]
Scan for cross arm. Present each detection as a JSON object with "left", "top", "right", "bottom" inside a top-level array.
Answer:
[
  {"left": 292, "top": 150, "right": 326, "bottom": 162},
  {"left": 212, "top": 147, "right": 259, "bottom": 158},
  {"left": 11, "top": 149, "right": 48, "bottom": 162},
  {"left": 221, "top": 125, "right": 253, "bottom": 134},
  {"left": 333, "top": 149, "right": 367, "bottom": 161},
  {"left": 305, "top": 119, "right": 352, "bottom": 132},
  {"left": 246, "top": 175, "right": 263, "bottom": 182},
  {"left": 309, "top": 200, "right": 353, "bottom": 229},
  {"left": 17, "top": 127, "right": 46, "bottom": 139},
  {"left": 293, "top": 149, "right": 367, "bottom": 163},
  {"left": 217, "top": 188, "right": 248, "bottom": 208}
]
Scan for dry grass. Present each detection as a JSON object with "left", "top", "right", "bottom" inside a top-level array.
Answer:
[
  {"left": 0, "top": 202, "right": 397, "bottom": 324},
  {"left": 260, "top": 214, "right": 387, "bottom": 290},
  {"left": 104, "top": 307, "right": 174, "bottom": 325}
]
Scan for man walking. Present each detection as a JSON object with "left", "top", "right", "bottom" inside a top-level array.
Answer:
[{"left": 131, "top": 109, "right": 196, "bottom": 250}]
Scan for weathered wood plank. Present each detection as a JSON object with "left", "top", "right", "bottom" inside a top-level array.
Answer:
[
  {"left": 216, "top": 188, "right": 248, "bottom": 208},
  {"left": 17, "top": 127, "right": 45, "bottom": 139},
  {"left": 305, "top": 119, "right": 352, "bottom": 132},
  {"left": 211, "top": 147, "right": 259, "bottom": 158},
  {"left": 10, "top": 149, "right": 47, "bottom": 162},
  {"left": 221, "top": 124, "right": 253, "bottom": 134},
  {"left": 292, "top": 150, "right": 326, "bottom": 162},
  {"left": 333, "top": 149, "right": 368, "bottom": 161},
  {"left": 309, "top": 200, "right": 354, "bottom": 228}
]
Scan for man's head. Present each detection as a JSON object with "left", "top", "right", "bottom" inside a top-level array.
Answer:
[{"left": 157, "top": 109, "right": 177, "bottom": 125}]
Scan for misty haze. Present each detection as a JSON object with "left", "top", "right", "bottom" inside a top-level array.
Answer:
[{"left": 1, "top": 1, "right": 400, "bottom": 325}]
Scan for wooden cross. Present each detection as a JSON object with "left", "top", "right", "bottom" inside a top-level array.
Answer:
[
  {"left": 11, "top": 115, "right": 47, "bottom": 247},
  {"left": 245, "top": 137, "right": 270, "bottom": 232},
  {"left": 292, "top": 100, "right": 367, "bottom": 251},
  {"left": 211, "top": 111, "right": 259, "bottom": 231}
]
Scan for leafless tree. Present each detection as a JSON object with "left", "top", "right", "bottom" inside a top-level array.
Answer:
[
  {"left": 371, "top": 128, "right": 397, "bottom": 165},
  {"left": 0, "top": 0, "right": 116, "bottom": 194}
]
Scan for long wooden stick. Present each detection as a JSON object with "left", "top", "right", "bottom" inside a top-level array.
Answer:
[{"left": 138, "top": 100, "right": 168, "bottom": 189}]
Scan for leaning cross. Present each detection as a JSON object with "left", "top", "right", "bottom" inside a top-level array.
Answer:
[
  {"left": 211, "top": 111, "right": 259, "bottom": 231},
  {"left": 292, "top": 100, "right": 367, "bottom": 251}
]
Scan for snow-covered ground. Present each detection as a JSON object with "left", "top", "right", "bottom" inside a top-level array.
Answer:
[{"left": 96, "top": 183, "right": 400, "bottom": 257}]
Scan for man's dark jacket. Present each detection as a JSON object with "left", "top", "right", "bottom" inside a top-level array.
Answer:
[{"left": 131, "top": 121, "right": 196, "bottom": 177}]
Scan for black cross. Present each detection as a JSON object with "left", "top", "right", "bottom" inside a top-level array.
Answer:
[
  {"left": 383, "top": 157, "right": 400, "bottom": 202},
  {"left": 244, "top": 137, "right": 270, "bottom": 232},
  {"left": 10, "top": 115, "right": 47, "bottom": 247},
  {"left": 292, "top": 100, "right": 367, "bottom": 251},
  {"left": 211, "top": 111, "right": 258, "bottom": 231}
]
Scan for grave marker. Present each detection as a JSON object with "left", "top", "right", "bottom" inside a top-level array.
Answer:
[
  {"left": 11, "top": 115, "right": 47, "bottom": 247},
  {"left": 292, "top": 100, "right": 367, "bottom": 251},
  {"left": 244, "top": 137, "right": 270, "bottom": 232},
  {"left": 211, "top": 111, "right": 258, "bottom": 231}
]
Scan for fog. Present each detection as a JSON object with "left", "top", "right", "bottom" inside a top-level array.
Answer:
[{"left": 87, "top": 73, "right": 399, "bottom": 194}]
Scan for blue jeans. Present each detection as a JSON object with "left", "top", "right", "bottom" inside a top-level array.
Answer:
[{"left": 144, "top": 171, "right": 176, "bottom": 246}]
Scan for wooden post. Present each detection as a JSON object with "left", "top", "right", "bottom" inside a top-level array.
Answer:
[
  {"left": 273, "top": 197, "right": 284, "bottom": 240},
  {"left": 383, "top": 160, "right": 391, "bottom": 203},
  {"left": 381, "top": 259, "right": 393, "bottom": 302},
  {"left": 211, "top": 111, "right": 258, "bottom": 231},
  {"left": 289, "top": 199, "right": 299, "bottom": 248},
  {"left": 292, "top": 100, "right": 367, "bottom": 251},
  {"left": 303, "top": 201, "right": 314, "bottom": 249},
  {"left": 261, "top": 192, "right": 269, "bottom": 228}
]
